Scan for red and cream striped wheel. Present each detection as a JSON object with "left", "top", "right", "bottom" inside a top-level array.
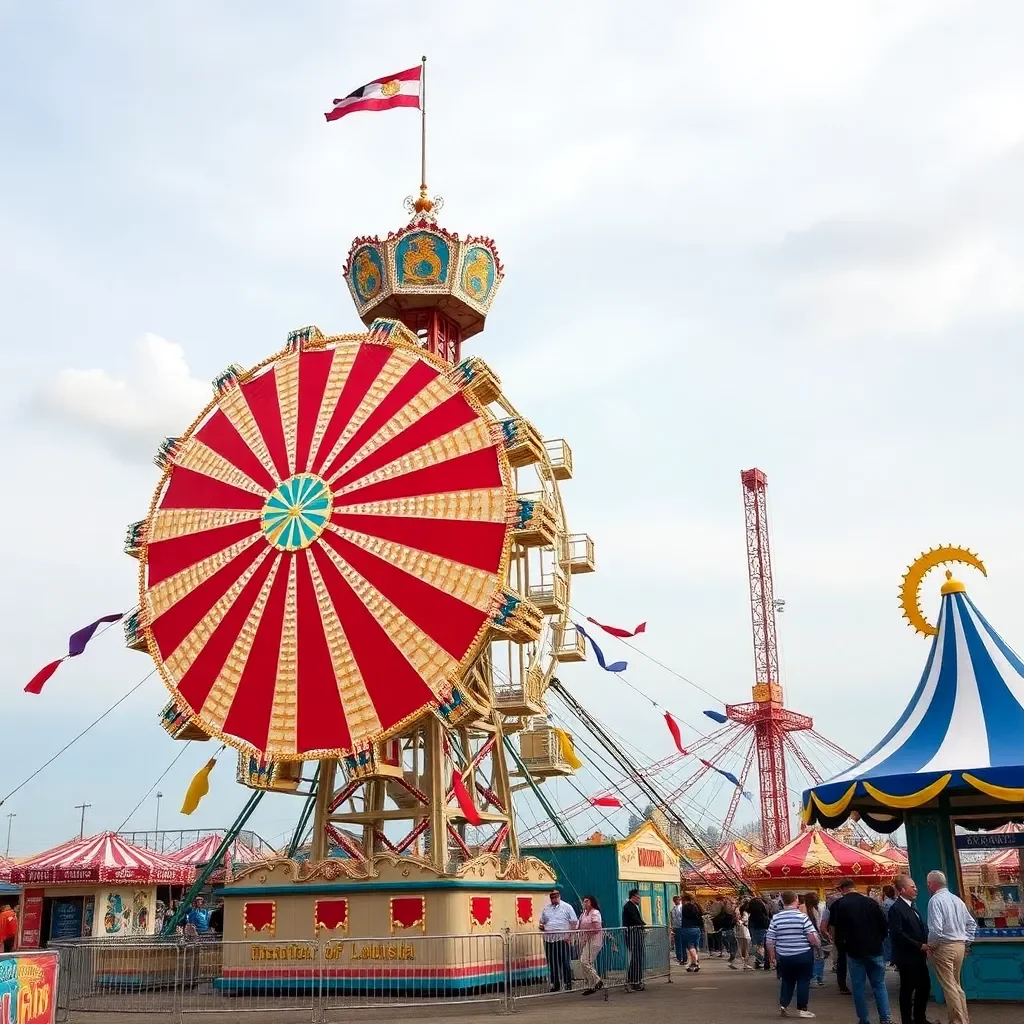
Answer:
[{"left": 138, "top": 329, "right": 516, "bottom": 761}]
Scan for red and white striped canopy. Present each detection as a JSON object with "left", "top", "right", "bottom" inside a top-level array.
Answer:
[
  {"left": 684, "top": 840, "right": 759, "bottom": 890},
  {"left": 0, "top": 859, "right": 12, "bottom": 883},
  {"left": 745, "top": 827, "right": 898, "bottom": 882},
  {"left": 172, "top": 834, "right": 264, "bottom": 868},
  {"left": 10, "top": 832, "right": 195, "bottom": 886}
]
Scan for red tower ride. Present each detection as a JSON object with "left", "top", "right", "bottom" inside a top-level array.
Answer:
[{"left": 727, "top": 469, "right": 812, "bottom": 852}]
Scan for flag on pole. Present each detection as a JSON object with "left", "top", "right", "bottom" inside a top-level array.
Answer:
[{"left": 325, "top": 65, "right": 422, "bottom": 122}]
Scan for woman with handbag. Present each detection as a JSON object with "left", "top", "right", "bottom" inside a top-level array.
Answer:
[
  {"left": 804, "top": 894, "right": 830, "bottom": 987},
  {"left": 576, "top": 895, "right": 605, "bottom": 996}
]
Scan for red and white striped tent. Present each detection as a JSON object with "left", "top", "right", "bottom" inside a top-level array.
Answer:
[
  {"left": 171, "top": 835, "right": 264, "bottom": 879},
  {"left": 0, "top": 859, "right": 13, "bottom": 883},
  {"left": 10, "top": 832, "right": 195, "bottom": 886}
]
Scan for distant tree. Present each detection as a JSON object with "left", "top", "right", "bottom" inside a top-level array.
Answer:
[{"left": 699, "top": 825, "right": 721, "bottom": 847}]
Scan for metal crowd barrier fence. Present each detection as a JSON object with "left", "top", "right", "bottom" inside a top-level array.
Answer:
[{"left": 49, "top": 925, "right": 673, "bottom": 1020}]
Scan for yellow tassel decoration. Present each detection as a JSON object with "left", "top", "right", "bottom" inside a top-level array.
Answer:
[
  {"left": 555, "top": 729, "right": 583, "bottom": 770},
  {"left": 181, "top": 757, "right": 217, "bottom": 815}
]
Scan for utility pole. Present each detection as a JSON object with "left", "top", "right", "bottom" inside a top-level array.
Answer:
[
  {"left": 4, "top": 814, "right": 14, "bottom": 858},
  {"left": 155, "top": 792, "right": 163, "bottom": 852},
  {"left": 75, "top": 803, "right": 91, "bottom": 839}
]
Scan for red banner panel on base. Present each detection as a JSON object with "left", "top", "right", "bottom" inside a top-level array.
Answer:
[
  {"left": 516, "top": 896, "right": 534, "bottom": 925},
  {"left": 243, "top": 901, "right": 276, "bottom": 936},
  {"left": 19, "top": 890, "right": 45, "bottom": 949},
  {"left": 389, "top": 896, "right": 425, "bottom": 933},
  {"left": 314, "top": 898, "right": 349, "bottom": 934},
  {"left": 470, "top": 896, "right": 492, "bottom": 928}
]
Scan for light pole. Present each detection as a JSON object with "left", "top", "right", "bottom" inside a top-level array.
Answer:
[
  {"left": 4, "top": 814, "right": 14, "bottom": 858},
  {"left": 75, "top": 803, "right": 91, "bottom": 839},
  {"left": 155, "top": 792, "right": 163, "bottom": 852}
]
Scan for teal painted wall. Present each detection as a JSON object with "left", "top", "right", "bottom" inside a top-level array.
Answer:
[
  {"left": 905, "top": 810, "right": 1024, "bottom": 1002},
  {"left": 521, "top": 842, "right": 619, "bottom": 924}
]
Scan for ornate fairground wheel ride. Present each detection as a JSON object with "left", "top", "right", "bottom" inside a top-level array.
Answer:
[{"left": 126, "top": 193, "right": 596, "bottom": 891}]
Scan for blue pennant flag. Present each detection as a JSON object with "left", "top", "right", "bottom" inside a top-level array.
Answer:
[
  {"left": 575, "top": 623, "right": 627, "bottom": 673},
  {"left": 704, "top": 710, "right": 728, "bottom": 724}
]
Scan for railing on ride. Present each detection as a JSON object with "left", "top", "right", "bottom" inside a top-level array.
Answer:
[{"left": 49, "top": 925, "right": 672, "bottom": 1020}]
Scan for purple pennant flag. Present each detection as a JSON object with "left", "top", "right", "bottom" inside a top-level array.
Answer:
[
  {"left": 25, "top": 612, "right": 124, "bottom": 694},
  {"left": 68, "top": 613, "right": 124, "bottom": 657}
]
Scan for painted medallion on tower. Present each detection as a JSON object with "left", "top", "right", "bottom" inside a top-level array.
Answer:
[
  {"left": 395, "top": 231, "right": 450, "bottom": 287},
  {"left": 350, "top": 245, "right": 385, "bottom": 303},
  {"left": 461, "top": 245, "right": 496, "bottom": 304}
]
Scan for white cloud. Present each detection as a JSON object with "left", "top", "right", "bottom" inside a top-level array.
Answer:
[{"left": 34, "top": 334, "right": 210, "bottom": 462}]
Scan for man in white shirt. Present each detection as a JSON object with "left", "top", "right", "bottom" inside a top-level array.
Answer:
[
  {"left": 926, "top": 870, "right": 976, "bottom": 1024},
  {"left": 538, "top": 889, "right": 578, "bottom": 991}
]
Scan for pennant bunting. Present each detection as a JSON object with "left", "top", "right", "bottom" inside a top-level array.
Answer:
[
  {"left": 25, "top": 613, "right": 125, "bottom": 694},
  {"left": 574, "top": 624, "right": 627, "bottom": 672},
  {"left": 585, "top": 617, "right": 647, "bottom": 639},
  {"left": 451, "top": 770, "right": 483, "bottom": 826},
  {"left": 703, "top": 710, "right": 729, "bottom": 724},
  {"left": 589, "top": 795, "right": 622, "bottom": 809},
  {"left": 664, "top": 713, "right": 687, "bottom": 755},
  {"left": 554, "top": 729, "right": 583, "bottom": 770}
]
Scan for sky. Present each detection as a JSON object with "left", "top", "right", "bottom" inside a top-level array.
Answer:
[{"left": 4, "top": 0, "right": 1024, "bottom": 856}]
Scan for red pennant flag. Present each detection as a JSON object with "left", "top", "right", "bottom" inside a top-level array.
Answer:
[
  {"left": 24, "top": 659, "right": 64, "bottom": 695},
  {"left": 665, "top": 712, "right": 687, "bottom": 755},
  {"left": 586, "top": 617, "right": 647, "bottom": 639},
  {"left": 590, "top": 795, "right": 623, "bottom": 809},
  {"left": 451, "top": 770, "right": 482, "bottom": 826}
]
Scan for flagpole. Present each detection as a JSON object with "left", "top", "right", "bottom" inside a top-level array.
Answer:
[{"left": 419, "top": 54, "right": 427, "bottom": 190}]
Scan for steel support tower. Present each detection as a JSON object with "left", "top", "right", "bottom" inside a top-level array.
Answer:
[{"left": 727, "top": 469, "right": 812, "bottom": 852}]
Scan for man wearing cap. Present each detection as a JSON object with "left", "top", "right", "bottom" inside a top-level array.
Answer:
[
  {"left": 828, "top": 878, "right": 892, "bottom": 1024},
  {"left": 538, "top": 888, "right": 577, "bottom": 992}
]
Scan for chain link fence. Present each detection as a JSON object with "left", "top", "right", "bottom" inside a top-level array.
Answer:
[{"left": 48, "top": 925, "right": 671, "bottom": 1020}]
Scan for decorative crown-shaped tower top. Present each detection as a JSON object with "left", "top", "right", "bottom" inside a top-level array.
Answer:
[{"left": 342, "top": 188, "right": 504, "bottom": 365}]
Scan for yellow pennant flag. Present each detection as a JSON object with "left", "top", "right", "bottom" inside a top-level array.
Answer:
[
  {"left": 181, "top": 757, "right": 217, "bottom": 815},
  {"left": 554, "top": 728, "right": 583, "bottom": 770}
]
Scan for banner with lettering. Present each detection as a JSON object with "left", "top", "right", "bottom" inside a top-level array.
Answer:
[
  {"left": 0, "top": 951, "right": 60, "bottom": 1024},
  {"left": 19, "top": 891, "right": 44, "bottom": 950}
]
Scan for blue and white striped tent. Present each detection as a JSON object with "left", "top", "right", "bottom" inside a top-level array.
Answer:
[{"left": 803, "top": 574, "right": 1024, "bottom": 829}]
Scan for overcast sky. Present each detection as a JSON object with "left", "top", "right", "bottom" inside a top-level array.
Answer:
[{"left": 4, "top": 0, "right": 1024, "bottom": 855}]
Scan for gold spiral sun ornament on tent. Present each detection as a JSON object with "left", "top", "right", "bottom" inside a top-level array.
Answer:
[{"left": 898, "top": 545, "right": 987, "bottom": 636}]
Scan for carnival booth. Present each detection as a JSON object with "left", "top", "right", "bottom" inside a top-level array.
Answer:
[
  {"left": 683, "top": 839, "right": 759, "bottom": 898},
  {"left": 744, "top": 826, "right": 897, "bottom": 898},
  {"left": 10, "top": 832, "right": 194, "bottom": 946},
  {"left": 803, "top": 551, "right": 1024, "bottom": 1002}
]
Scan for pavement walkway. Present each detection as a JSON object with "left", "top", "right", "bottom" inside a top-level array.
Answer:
[{"left": 66, "top": 959, "right": 1022, "bottom": 1024}]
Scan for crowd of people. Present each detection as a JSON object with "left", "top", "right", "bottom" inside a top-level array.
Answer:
[
  {"left": 536, "top": 869, "right": 975, "bottom": 1021},
  {"left": 664, "top": 871, "right": 976, "bottom": 1024}
]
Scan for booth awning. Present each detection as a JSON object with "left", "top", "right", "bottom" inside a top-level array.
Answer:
[
  {"left": 10, "top": 832, "right": 195, "bottom": 886},
  {"left": 745, "top": 827, "right": 898, "bottom": 883},
  {"left": 804, "top": 574, "right": 1024, "bottom": 829}
]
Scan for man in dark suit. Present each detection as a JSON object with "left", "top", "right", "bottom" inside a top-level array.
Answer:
[
  {"left": 888, "top": 873, "right": 937, "bottom": 1024},
  {"left": 622, "top": 889, "right": 647, "bottom": 992}
]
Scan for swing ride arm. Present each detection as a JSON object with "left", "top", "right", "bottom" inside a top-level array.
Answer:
[
  {"left": 286, "top": 763, "right": 321, "bottom": 858},
  {"left": 722, "top": 735, "right": 757, "bottom": 836},
  {"left": 548, "top": 678, "right": 748, "bottom": 892},
  {"left": 162, "top": 790, "right": 265, "bottom": 936}
]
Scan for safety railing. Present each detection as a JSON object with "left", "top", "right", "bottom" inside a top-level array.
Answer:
[{"left": 48, "top": 925, "right": 673, "bottom": 1020}]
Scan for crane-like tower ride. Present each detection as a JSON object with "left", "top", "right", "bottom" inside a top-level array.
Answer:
[{"left": 727, "top": 468, "right": 812, "bottom": 851}]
